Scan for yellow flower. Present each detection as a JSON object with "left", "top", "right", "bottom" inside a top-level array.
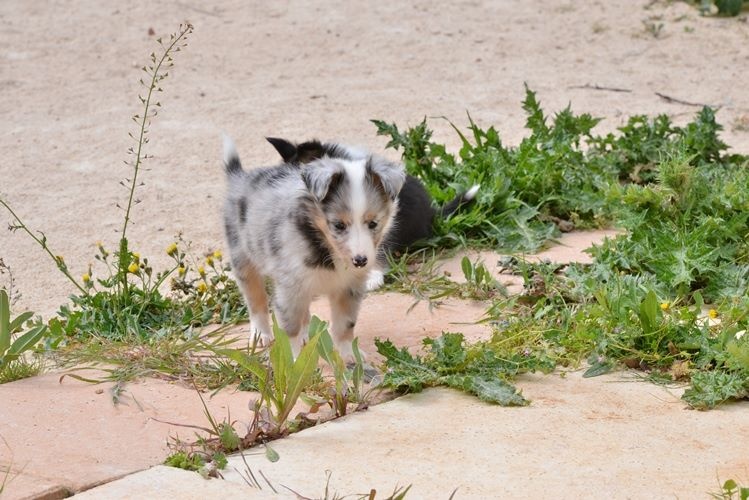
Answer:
[
  {"left": 206, "top": 255, "right": 214, "bottom": 266},
  {"left": 660, "top": 302, "right": 670, "bottom": 311},
  {"left": 128, "top": 262, "right": 139, "bottom": 274},
  {"left": 96, "top": 241, "right": 104, "bottom": 249},
  {"left": 82, "top": 273, "right": 91, "bottom": 283},
  {"left": 132, "top": 252, "right": 141, "bottom": 261},
  {"left": 212, "top": 250, "right": 222, "bottom": 260},
  {"left": 198, "top": 266, "right": 206, "bottom": 277},
  {"left": 197, "top": 281, "right": 207, "bottom": 293},
  {"left": 708, "top": 309, "right": 718, "bottom": 319},
  {"left": 166, "top": 242, "right": 178, "bottom": 256},
  {"left": 177, "top": 266, "right": 186, "bottom": 276}
]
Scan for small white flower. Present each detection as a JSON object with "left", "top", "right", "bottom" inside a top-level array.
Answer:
[{"left": 736, "top": 330, "right": 746, "bottom": 340}]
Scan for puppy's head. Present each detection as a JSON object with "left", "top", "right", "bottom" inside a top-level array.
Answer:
[{"left": 301, "top": 156, "right": 405, "bottom": 271}]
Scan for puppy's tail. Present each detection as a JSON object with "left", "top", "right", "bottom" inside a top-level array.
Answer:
[
  {"left": 222, "top": 135, "right": 243, "bottom": 175},
  {"left": 439, "top": 184, "right": 480, "bottom": 217}
]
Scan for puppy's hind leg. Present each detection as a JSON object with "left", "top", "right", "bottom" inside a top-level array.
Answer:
[
  {"left": 329, "top": 288, "right": 366, "bottom": 363},
  {"left": 233, "top": 259, "right": 273, "bottom": 346}
]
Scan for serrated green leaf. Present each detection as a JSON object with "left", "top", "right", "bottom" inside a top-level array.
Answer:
[
  {"left": 583, "top": 360, "right": 614, "bottom": 378},
  {"left": 444, "top": 374, "right": 528, "bottom": 406}
]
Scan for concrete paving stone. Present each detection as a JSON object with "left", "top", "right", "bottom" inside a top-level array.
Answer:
[
  {"left": 221, "top": 373, "right": 749, "bottom": 499},
  {"left": 0, "top": 372, "right": 258, "bottom": 499},
  {"left": 71, "top": 465, "right": 280, "bottom": 499}
]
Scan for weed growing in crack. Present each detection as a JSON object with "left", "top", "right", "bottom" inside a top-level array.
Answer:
[{"left": 163, "top": 317, "right": 375, "bottom": 471}]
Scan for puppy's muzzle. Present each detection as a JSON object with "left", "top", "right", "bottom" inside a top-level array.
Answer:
[{"left": 352, "top": 255, "right": 368, "bottom": 268}]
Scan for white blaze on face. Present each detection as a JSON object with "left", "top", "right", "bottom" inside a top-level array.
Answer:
[{"left": 341, "top": 159, "right": 375, "bottom": 266}]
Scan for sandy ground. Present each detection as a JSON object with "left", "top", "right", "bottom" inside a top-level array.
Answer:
[
  {"left": 2, "top": 0, "right": 749, "bottom": 316},
  {"left": 2, "top": 0, "right": 749, "bottom": 498}
]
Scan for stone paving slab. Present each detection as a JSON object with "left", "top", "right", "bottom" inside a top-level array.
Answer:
[
  {"left": 220, "top": 374, "right": 749, "bottom": 499},
  {"left": 71, "top": 465, "right": 279, "bottom": 499},
  {"left": 0, "top": 373, "right": 257, "bottom": 500}
]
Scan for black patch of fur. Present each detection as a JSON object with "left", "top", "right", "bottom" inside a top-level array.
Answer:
[
  {"left": 440, "top": 188, "right": 477, "bottom": 217},
  {"left": 237, "top": 198, "right": 247, "bottom": 225},
  {"left": 383, "top": 175, "right": 435, "bottom": 252},
  {"left": 267, "top": 137, "right": 352, "bottom": 164},
  {"left": 295, "top": 199, "right": 335, "bottom": 270},
  {"left": 265, "top": 137, "right": 297, "bottom": 162},
  {"left": 224, "top": 155, "right": 243, "bottom": 175}
]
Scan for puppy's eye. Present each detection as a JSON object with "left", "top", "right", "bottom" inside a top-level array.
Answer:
[
  {"left": 333, "top": 221, "right": 347, "bottom": 232},
  {"left": 368, "top": 221, "right": 378, "bottom": 230}
]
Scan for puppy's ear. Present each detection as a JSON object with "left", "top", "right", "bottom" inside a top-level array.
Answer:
[
  {"left": 266, "top": 137, "right": 298, "bottom": 163},
  {"left": 296, "top": 140, "right": 327, "bottom": 164},
  {"left": 366, "top": 157, "right": 406, "bottom": 201},
  {"left": 301, "top": 159, "right": 344, "bottom": 201}
]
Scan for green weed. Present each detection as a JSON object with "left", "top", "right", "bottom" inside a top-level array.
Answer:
[
  {"left": 375, "top": 332, "right": 552, "bottom": 406},
  {"left": 711, "top": 478, "right": 749, "bottom": 499},
  {"left": 0, "top": 289, "right": 47, "bottom": 383},
  {"left": 697, "top": 0, "right": 749, "bottom": 16},
  {"left": 381, "top": 251, "right": 506, "bottom": 309}
]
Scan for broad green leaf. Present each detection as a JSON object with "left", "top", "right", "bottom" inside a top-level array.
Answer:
[
  {"left": 8, "top": 324, "right": 47, "bottom": 356},
  {"left": 270, "top": 318, "right": 293, "bottom": 401},
  {"left": 9, "top": 311, "right": 33, "bottom": 333},
  {"left": 279, "top": 334, "right": 320, "bottom": 423},
  {"left": 638, "top": 290, "right": 658, "bottom": 334},
  {"left": 352, "top": 337, "right": 364, "bottom": 395},
  {"left": 460, "top": 256, "right": 472, "bottom": 282},
  {"left": 0, "top": 290, "right": 10, "bottom": 355}
]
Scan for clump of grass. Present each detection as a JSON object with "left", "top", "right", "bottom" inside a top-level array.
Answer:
[{"left": 164, "top": 317, "right": 375, "bottom": 473}]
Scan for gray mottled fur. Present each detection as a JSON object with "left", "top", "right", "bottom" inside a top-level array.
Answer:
[{"left": 222, "top": 137, "right": 405, "bottom": 359}]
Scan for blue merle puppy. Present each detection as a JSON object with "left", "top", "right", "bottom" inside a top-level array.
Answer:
[
  {"left": 266, "top": 137, "right": 479, "bottom": 290},
  {"left": 222, "top": 137, "right": 405, "bottom": 360}
]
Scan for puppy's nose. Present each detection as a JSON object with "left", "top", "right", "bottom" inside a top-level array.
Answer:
[{"left": 352, "top": 255, "right": 368, "bottom": 268}]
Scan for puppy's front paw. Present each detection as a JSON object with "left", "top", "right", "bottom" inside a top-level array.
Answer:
[
  {"left": 336, "top": 340, "right": 368, "bottom": 365},
  {"left": 365, "top": 269, "right": 385, "bottom": 291},
  {"left": 249, "top": 328, "right": 272, "bottom": 348}
]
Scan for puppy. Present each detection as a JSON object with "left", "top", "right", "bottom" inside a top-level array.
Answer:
[
  {"left": 266, "top": 137, "right": 479, "bottom": 289},
  {"left": 222, "top": 137, "right": 405, "bottom": 360}
]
